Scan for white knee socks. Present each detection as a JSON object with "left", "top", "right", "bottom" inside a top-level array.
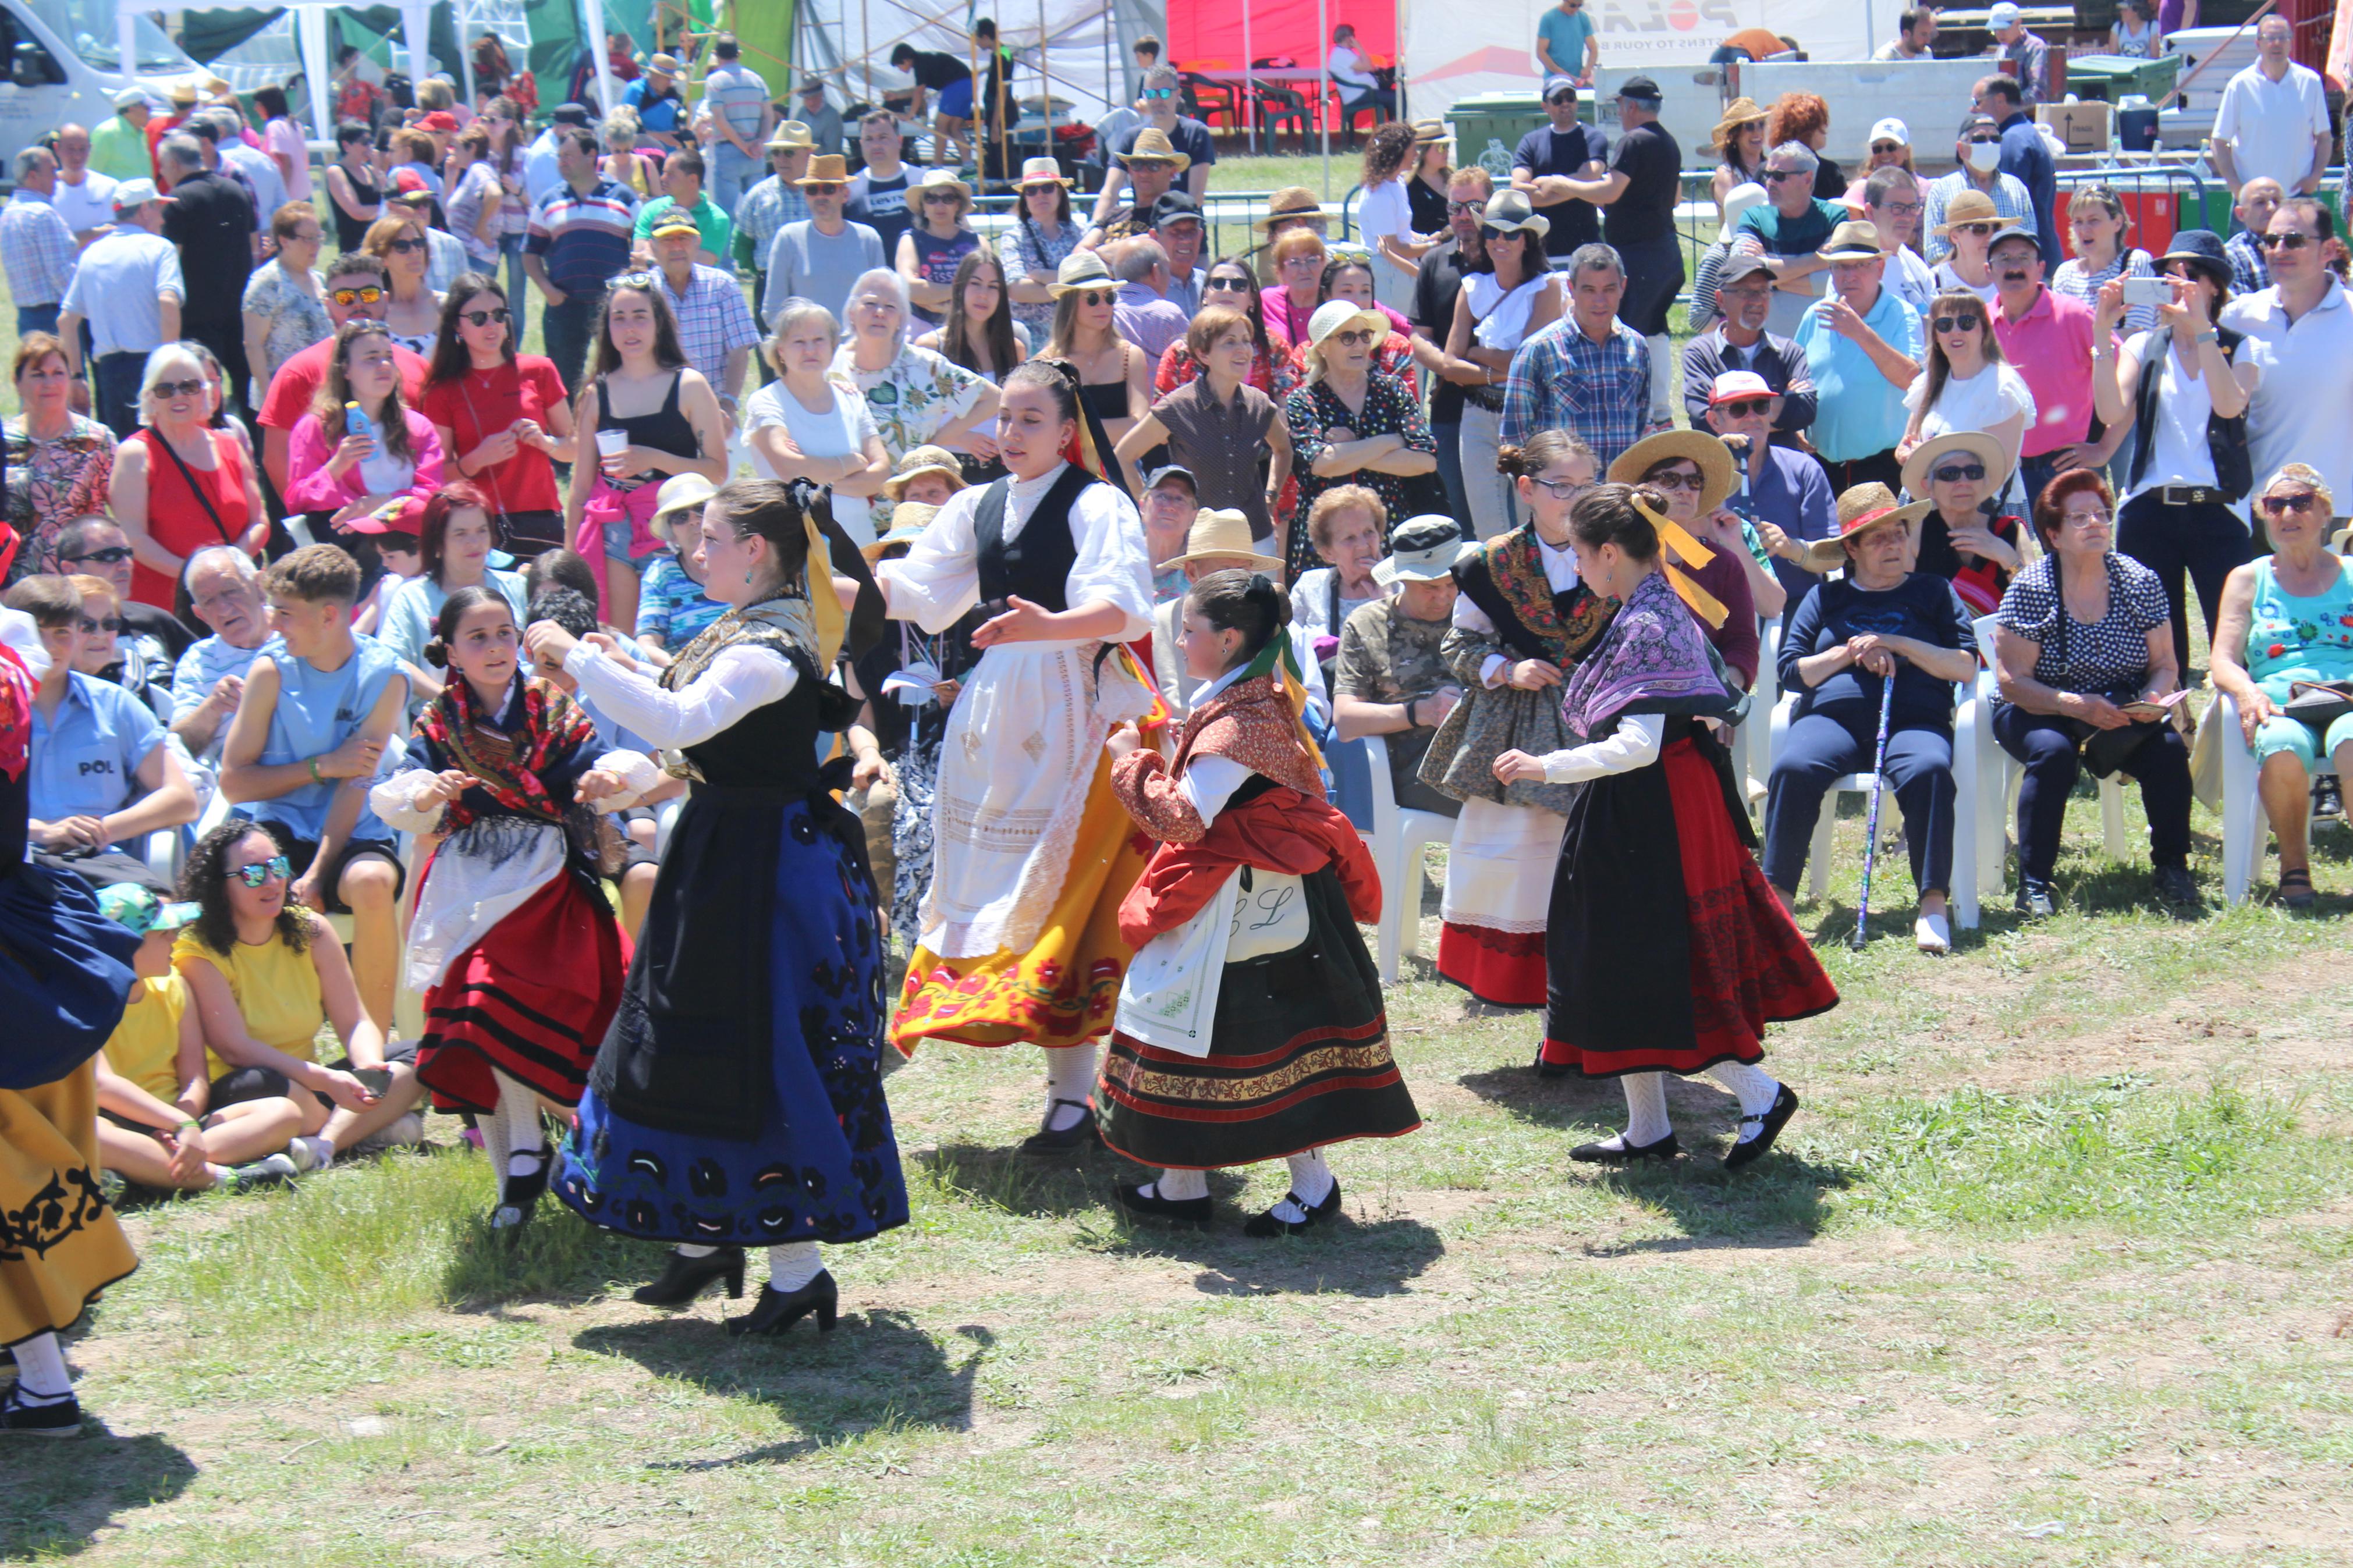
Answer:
[
  {"left": 1285, "top": 1149, "right": 1335, "bottom": 1206},
  {"left": 1042, "top": 1043, "right": 1098, "bottom": 1131},
  {"left": 11, "top": 1331, "right": 70, "bottom": 1399},
  {"left": 1151, "top": 1167, "right": 1210, "bottom": 1201},
  {"left": 675, "top": 1243, "right": 719, "bottom": 1258},
  {"left": 1621, "top": 1071, "right": 1673, "bottom": 1146},
  {"left": 766, "top": 1241, "right": 824, "bottom": 1292},
  {"left": 492, "top": 1070, "right": 546, "bottom": 1182},
  {"left": 1709, "top": 1060, "right": 1782, "bottom": 1120}
]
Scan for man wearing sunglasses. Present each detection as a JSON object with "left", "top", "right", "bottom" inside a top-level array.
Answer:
[
  {"left": 1731, "top": 140, "right": 1851, "bottom": 337},
  {"left": 2221, "top": 197, "right": 2353, "bottom": 527},
  {"left": 1680, "top": 253, "right": 1816, "bottom": 446},
  {"left": 52, "top": 515, "right": 194, "bottom": 666},
  {"left": 1408, "top": 165, "right": 1495, "bottom": 524},
  {"left": 1864, "top": 166, "right": 1939, "bottom": 315},
  {"left": 156, "top": 135, "right": 256, "bottom": 411},
  {"left": 56, "top": 180, "right": 182, "bottom": 440},
  {"left": 1087, "top": 91, "right": 1204, "bottom": 244},
  {"left": 1988, "top": 225, "right": 2119, "bottom": 508},
  {"left": 1704, "top": 370, "right": 1837, "bottom": 603},
  {"left": 254, "top": 253, "right": 430, "bottom": 500},
  {"left": 646, "top": 213, "right": 759, "bottom": 434},
  {"left": 1510, "top": 76, "right": 1609, "bottom": 259},
  {"left": 1922, "top": 115, "right": 2032, "bottom": 264}
]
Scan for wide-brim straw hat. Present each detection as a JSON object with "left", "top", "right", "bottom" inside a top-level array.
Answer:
[
  {"left": 1900, "top": 429, "right": 2017, "bottom": 504},
  {"left": 794, "top": 153, "right": 851, "bottom": 187},
  {"left": 1708, "top": 96, "right": 1769, "bottom": 155},
  {"left": 1016, "top": 155, "right": 1073, "bottom": 188},
  {"left": 766, "top": 121, "right": 816, "bottom": 151},
  {"left": 1049, "top": 250, "right": 1117, "bottom": 296},
  {"left": 883, "top": 444, "right": 966, "bottom": 499},
  {"left": 1409, "top": 118, "right": 1451, "bottom": 146},
  {"left": 863, "top": 502, "right": 940, "bottom": 559},
  {"left": 1802, "top": 483, "right": 1935, "bottom": 572},
  {"left": 1936, "top": 190, "right": 2001, "bottom": 236},
  {"left": 1610, "top": 431, "right": 1738, "bottom": 517},
  {"left": 1254, "top": 186, "right": 1333, "bottom": 230},
  {"left": 1122, "top": 126, "right": 1191, "bottom": 173},
  {"left": 915, "top": 167, "right": 973, "bottom": 204},
  {"left": 1165, "top": 508, "right": 1284, "bottom": 570},
  {"left": 1480, "top": 189, "right": 1550, "bottom": 239},
  {"left": 649, "top": 472, "right": 718, "bottom": 546}
]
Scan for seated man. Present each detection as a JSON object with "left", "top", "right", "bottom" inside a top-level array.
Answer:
[
  {"left": 1681, "top": 254, "right": 1816, "bottom": 445},
  {"left": 52, "top": 514, "right": 193, "bottom": 665},
  {"left": 7, "top": 574, "right": 198, "bottom": 894},
  {"left": 172, "top": 545, "right": 281, "bottom": 763},
  {"left": 1704, "top": 369, "right": 1838, "bottom": 603},
  {"left": 1333, "top": 517, "right": 1472, "bottom": 819},
  {"left": 219, "top": 545, "right": 410, "bottom": 1030},
  {"left": 68, "top": 571, "right": 217, "bottom": 809}
]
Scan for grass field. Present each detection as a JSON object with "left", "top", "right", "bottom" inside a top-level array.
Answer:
[{"left": 5, "top": 171, "right": 2351, "bottom": 1567}]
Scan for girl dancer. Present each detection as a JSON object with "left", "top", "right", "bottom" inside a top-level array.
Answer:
[
  {"left": 878, "top": 360, "right": 1159, "bottom": 1152},
  {"left": 537, "top": 478, "right": 904, "bottom": 1335},
  {"left": 372, "top": 586, "right": 640, "bottom": 1232},
  {"left": 1103, "top": 572, "right": 1419, "bottom": 1232},
  {"left": 1496, "top": 484, "right": 1836, "bottom": 1166}
]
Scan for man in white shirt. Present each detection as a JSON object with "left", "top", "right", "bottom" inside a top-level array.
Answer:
[
  {"left": 1874, "top": 6, "right": 1937, "bottom": 61},
  {"left": 48, "top": 126, "right": 118, "bottom": 247},
  {"left": 1326, "top": 24, "right": 1395, "bottom": 130},
  {"left": 2212, "top": 14, "right": 2331, "bottom": 198},
  {"left": 2220, "top": 196, "right": 2353, "bottom": 518},
  {"left": 1865, "top": 167, "right": 1937, "bottom": 314},
  {"left": 522, "top": 103, "right": 592, "bottom": 206},
  {"left": 57, "top": 181, "right": 183, "bottom": 439}
]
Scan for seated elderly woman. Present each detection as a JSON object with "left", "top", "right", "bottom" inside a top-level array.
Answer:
[
  {"left": 2210, "top": 462, "right": 2353, "bottom": 909},
  {"left": 1898, "top": 430, "right": 2027, "bottom": 616},
  {"left": 1769, "top": 484, "right": 1981, "bottom": 952},
  {"left": 1992, "top": 470, "right": 2197, "bottom": 916}
]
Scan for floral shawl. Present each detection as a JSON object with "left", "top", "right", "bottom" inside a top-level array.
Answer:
[
  {"left": 1558, "top": 568, "right": 1736, "bottom": 742},
  {"left": 416, "top": 674, "right": 597, "bottom": 830}
]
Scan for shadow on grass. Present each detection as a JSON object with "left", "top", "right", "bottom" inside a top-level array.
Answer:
[
  {"left": 914, "top": 1140, "right": 1123, "bottom": 1218},
  {"left": 1093, "top": 1175, "right": 1446, "bottom": 1296},
  {"left": 0, "top": 1425, "right": 195, "bottom": 1556},
  {"left": 574, "top": 1311, "right": 993, "bottom": 1469}
]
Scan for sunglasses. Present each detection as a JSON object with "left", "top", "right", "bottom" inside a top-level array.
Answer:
[
  {"left": 1954, "top": 222, "right": 1998, "bottom": 237},
  {"left": 2259, "top": 232, "right": 2313, "bottom": 250},
  {"left": 2262, "top": 492, "right": 2322, "bottom": 514},
  {"left": 1328, "top": 328, "right": 1376, "bottom": 347},
  {"left": 1448, "top": 199, "right": 1485, "bottom": 214},
  {"left": 1074, "top": 289, "right": 1113, "bottom": 306},
  {"left": 228, "top": 855, "right": 292, "bottom": 888},
  {"left": 801, "top": 182, "right": 843, "bottom": 194},
  {"left": 1764, "top": 168, "right": 1809, "bottom": 184},
  {"left": 76, "top": 616, "right": 122, "bottom": 634},
  {"left": 385, "top": 236, "right": 424, "bottom": 254},
  {"left": 1870, "top": 141, "right": 1905, "bottom": 156},
  {"left": 1204, "top": 275, "right": 1254, "bottom": 291},
  {"left": 61, "top": 546, "right": 134, "bottom": 566},
  {"left": 1931, "top": 314, "right": 1984, "bottom": 334},
  {"left": 329, "top": 285, "right": 385, "bottom": 307},
  {"left": 151, "top": 378, "right": 205, "bottom": 399},
  {"left": 460, "top": 307, "right": 511, "bottom": 326},
  {"left": 1715, "top": 397, "right": 1773, "bottom": 418},
  {"left": 921, "top": 190, "right": 963, "bottom": 203},
  {"left": 1141, "top": 87, "right": 1176, "bottom": 99},
  {"left": 1931, "top": 463, "right": 1987, "bottom": 483},
  {"left": 1646, "top": 469, "right": 1706, "bottom": 492}
]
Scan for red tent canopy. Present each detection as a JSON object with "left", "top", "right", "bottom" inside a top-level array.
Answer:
[{"left": 1169, "top": 0, "right": 1396, "bottom": 72}]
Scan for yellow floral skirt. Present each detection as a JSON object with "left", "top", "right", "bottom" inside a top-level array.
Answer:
[
  {"left": 1, "top": 1059, "right": 138, "bottom": 1346},
  {"left": 890, "top": 753, "right": 1147, "bottom": 1054}
]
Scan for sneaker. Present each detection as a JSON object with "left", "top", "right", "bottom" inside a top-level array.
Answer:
[
  {"left": 2153, "top": 865, "right": 2201, "bottom": 912},
  {"left": 218, "top": 1153, "right": 300, "bottom": 1192},
  {"left": 2014, "top": 878, "right": 2057, "bottom": 919},
  {"left": 282, "top": 1137, "right": 326, "bottom": 1174},
  {"left": 0, "top": 1386, "right": 81, "bottom": 1438},
  {"left": 2315, "top": 776, "right": 2342, "bottom": 820},
  {"left": 350, "top": 1112, "right": 425, "bottom": 1156}
]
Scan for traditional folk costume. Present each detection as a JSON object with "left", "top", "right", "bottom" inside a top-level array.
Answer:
[
  {"left": 1534, "top": 567, "right": 1837, "bottom": 1166},
  {"left": 0, "top": 639, "right": 143, "bottom": 1436},
  {"left": 555, "top": 517, "right": 908, "bottom": 1335},
  {"left": 1105, "top": 649, "right": 1420, "bottom": 1232},
  {"left": 1420, "top": 522, "right": 1617, "bottom": 1007},
  {"left": 371, "top": 675, "right": 640, "bottom": 1229},
  {"left": 878, "top": 459, "right": 1159, "bottom": 1147}
]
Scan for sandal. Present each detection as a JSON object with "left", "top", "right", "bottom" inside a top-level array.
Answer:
[{"left": 2279, "top": 867, "right": 2317, "bottom": 909}]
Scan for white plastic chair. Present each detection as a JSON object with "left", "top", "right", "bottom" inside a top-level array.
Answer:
[
  {"left": 1358, "top": 732, "right": 1452, "bottom": 982},
  {"left": 1963, "top": 613, "right": 2132, "bottom": 897},
  {"left": 1740, "top": 616, "right": 1781, "bottom": 808},
  {"left": 2214, "top": 689, "right": 2338, "bottom": 904}
]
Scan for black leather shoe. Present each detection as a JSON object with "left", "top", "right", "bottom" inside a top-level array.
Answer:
[
  {"left": 1569, "top": 1132, "right": 1681, "bottom": 1165},
  {"left": 1018, "top": 1098, "right": 1101, "bottom": 1153},
  {"left": 726, "top": 1270, "right": 839, "bottom": 1337},
  {"left": 1243, "top": 1179, "right": 1343, "bottom": 1237},
  {"left": 1723, "top": 1084, "right": 1800, "bottom": 1172},
  {"left": 633, "top": 1245, "right": 746, "bottom": 1307},
  {"left": 2153, "top": 865, "right": 2201, "bottom": 911},
  {"left": 1531, "top": 1051, "right": 1574, "bottom": 1080},
  {"left": 2014, "top": 878, "right": 2057, "bottom": 919},
  {"left": 491, "top": 1146, "right": 555, "bottom": 1238},
  {"left": 0, "top": 1387, "right": 81, "bottom": 1438},
  {"left": 1115, "top": 1181, "right": 1212, "bottom": 1226}
]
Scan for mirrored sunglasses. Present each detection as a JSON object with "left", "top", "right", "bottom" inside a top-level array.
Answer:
[
  {"left": 329, "top": 286, "right": 385, "bottom": 307},
  {"left": 229, "top": 855, "right": 292, "bottom": 888}
]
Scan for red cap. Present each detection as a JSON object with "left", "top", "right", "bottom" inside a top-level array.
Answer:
[
  {"left": 391, "top": 168, "right": 430, "bottom": 195},
  {"left": 417, "top": 111, "right": 460, "bottom": 132}
]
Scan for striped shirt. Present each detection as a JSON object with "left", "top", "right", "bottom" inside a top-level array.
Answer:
[
  {"left": 703, "top": 62, "right": 772, "bottom": 141},
  {"left": 1499, "top": 316, "right": 1652, "bottom": 471},
  {"left": 655, "top": 263, "right": 762, "bottom": 393},
  {"left": 1921, "top": 170, "right": 2035, "bottom": 262},
  {"left": 0, "top": 190, "right": 76, "bottom": 308},
  {"left": 525, "top": 177, "right": 640, "bottom": 297}
]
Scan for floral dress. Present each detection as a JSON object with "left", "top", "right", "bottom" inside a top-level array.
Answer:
[
  {"left": 829, "top": 342, "right": 989, "bottom": 537},
  {"left": 2, "top": 414, "right": 115, "bottom": 584},
  {"left": 239, "top": 264, "right": 331, "bottom": 383},
  {"left": 1280, "top": 369, "right": 1438, "bottom": 577}
]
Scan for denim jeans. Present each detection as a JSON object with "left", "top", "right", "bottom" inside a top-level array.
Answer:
[
  {"left": 2113, "top": 489, "right": 2255, "bottom": 675},
  {"left": 1992, "top": 705, "right": 2193, "bottom": 882},
  {"left": 1431, "top": 420, "right": 1468, "bottom": 538},
  {"left": 708, "top": 143, "right": 758, "bottom": 219},
  {"left": 16, "top": 303, "right": 59, "bottom": 338},
  {"left": 94, "top": 351, "right": 147, "bottom": 439},
  {"left": 1763, "top": 709, "right": 1957, "bottom": 899},
  {"left": 500, "top": 232, "right": 531, "bottom": 342},
  {"left": 543, "top": 289, "right": 606, "bottom": 400}
]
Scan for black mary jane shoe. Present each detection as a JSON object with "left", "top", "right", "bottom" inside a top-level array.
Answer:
[
  {"left": 0, "top": 1386, "right": 81, "bottom": 1439},
  {"left": 726, "top": 1270, "right": 840, "bottom": 1337},
  {"left": 633, "top": 1245, "right": 747, "bottom": 1307},
  {"left": 1531, "top": 1051, "right": 1575, "bottom": 1081},
  {"left": 1569, "top": 1132, "right": 1682, "bottom": 1165},
  {"left": 1018, "top": 1097, "right": 1102, "bottom": 1154},
  {"left": 490, "top": 1147, "right": 555, "bottom": 1240},
  {"left": 1723, "top": 1084, "right": 1800, "bottom": 1172},
  {"left": 1243, "top": 1179, "right": 1343, "bottom": 1238},
  {"left": 1115, "top": 1181, "right": 1213, "bottom": 1226}
]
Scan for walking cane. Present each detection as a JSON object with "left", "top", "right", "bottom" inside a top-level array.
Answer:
[{"left": 1852, "top": 669, "right": 1897, "bottom": 951}]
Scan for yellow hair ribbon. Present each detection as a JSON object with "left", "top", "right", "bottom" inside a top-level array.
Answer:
[
  {"left": 1632, "top": 495, "right": 1717, "bottom": 573},
  {"left": 1665, "top": 564, "right": 1730, "bottom": 630},
  {"left": 803, "top": 511, "right": 846, "bottom": 669}
]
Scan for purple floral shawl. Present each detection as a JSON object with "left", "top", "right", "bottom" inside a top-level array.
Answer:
[{"left": 1558, "top": 567, "right": 1733, "bottom": 741}]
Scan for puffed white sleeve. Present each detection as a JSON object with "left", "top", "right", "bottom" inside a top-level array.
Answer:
[
  {"left": 1538, "top": 713, "right": 1664, "bottom": 783},
  {"left": 876, "top": 483, "right": 982, "bottom": 634},
  {"left": 1066, "top": 481, "right": 1155, "bottom": 642},
  {"left": 565, "top": 641, "right": 798, "bottom": 750},
  {"left": 369, "top": 767, "right": 446, "bottom": 833},
  {"left": 1448, "top": 592, "right": 1511, "bottom": 687},
  {"left": 1175, "top": 753, "right": 1254, "bottom": 826},
  {"left": 589, "top": 749, "right": 665, "bottom": 811}
]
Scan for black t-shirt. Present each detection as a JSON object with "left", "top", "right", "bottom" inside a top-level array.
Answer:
[
  {"left": 161, "top": 170, "right": 256, "bottom": 322},
  {"left": 847, "top": 168, "right": 915, "bottom": 257},
  {"left": 1410, "top": 237, "right": 1479, "bottom": 425},
  {"left": 1603, "top": 122, "right": 1681, "bottom": 248},
  {"left": 904, "top": 50, "right": 970, "bottom": 92},
  {"left": 1406, "top": 175, "right": 1450, "bottom": 235},
  {"left": 1513, "top": 123, "right": 1610, "bottom": 255},
  {"left": 1115, "top": 118, "right": 1216, "bottom": 173},
  {"left": 122, "top": 600, "right": 196, "bottom": 662}
]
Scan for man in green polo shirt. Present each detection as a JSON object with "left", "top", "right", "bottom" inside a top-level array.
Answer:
[{"left": 630, "top": 145, "right": 733, "bottom": 268}]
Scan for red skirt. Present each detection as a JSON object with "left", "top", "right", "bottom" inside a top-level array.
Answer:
[
  {"left": 1436, "top": 924, "right": 1548, "bottom": 1008},
  {"left": 1541, "top": 735, "right": 1838, "bottom": 1076},
  {"left": 416, "top": 864, "right": 629, "bottom": 1114}
]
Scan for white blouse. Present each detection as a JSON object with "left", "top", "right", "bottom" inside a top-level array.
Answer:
[
  {"left": 1539, "top": 711, "right": 1664, "bottom": 782},
  {"left": 564, "top": 639, "right": 800, "bottom": 750},
  {"left": 1174, "top": 664, "right": 1253, "bottom": 822},
  {"left": 878, "top": 461, "right": 1154, "bottom": 641}
]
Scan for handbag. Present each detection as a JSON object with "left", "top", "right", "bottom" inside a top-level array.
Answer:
[{"left": 2284, "top": 680, "right": 2353, "bottom": 731}]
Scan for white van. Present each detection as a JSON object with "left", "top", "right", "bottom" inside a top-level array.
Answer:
[{"left": 0, "top": 0, "right": 204, "bottom": 167}]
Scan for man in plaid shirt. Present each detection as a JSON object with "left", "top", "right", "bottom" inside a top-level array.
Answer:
[
  {"left": 2, "top": 148, "right": 79, "bottom": 337},
  {"left": 647, "top": 212, "right": 761, "bottom": 433},
  {"left": 1499, "top": 243, "right": 1653, "bottom": 472},
  {"left": 733, "top": 124, "right": 816, "bottom": 385}
]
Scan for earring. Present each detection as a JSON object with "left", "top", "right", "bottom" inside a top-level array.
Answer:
[{"left": 744, "top": 568, "right": 755, "bottom": 586}]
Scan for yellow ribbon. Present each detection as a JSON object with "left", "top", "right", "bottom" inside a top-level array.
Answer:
[
  {"left": 1663, "top": 565, "right": 1730, "bottom": 630},
  {"left": 1632, "top": 495, "right": 1729, "bottom": 629},
  {"left": 803, "top": 511, "right": 846, "bottom": 670}
]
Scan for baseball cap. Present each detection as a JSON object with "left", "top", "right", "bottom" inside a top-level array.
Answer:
[
  {"left": 1709, "top": 369, "right": 1777, "bottom": 405},
  {"left": 1988, "top": 223, "right": 2045, "bottom": 258},
  {"left": 1989, "top": 2, "right": 2024, "bottom": 27},
  {"left": 111, "top": 177, "right": 170, "bottom": 211},
  {"left": 649, "top": 209, "right": 702, "bottom": 237},
  {"left": 112, "top": 87, "right": 148, "bottom": 111},
  {"left": 1618, "top": 76, "right": 1663, "bottom": 104},
  {"left": 1718, "top": 253, "right": 1774, "bottom": 287},
  {"left": 551, "top": 102, "right": 591, "bottom": 126},
  {"left": 1542, "top": 74, "right": 1577, "bottom": 102},
  {"left": 1144, "top": 464, "right": 1197, "bottom": 493},
  {"left": 1150, "top": 190, "right": 1202, "bottom": 227},
  {"left": 98, "top": 885, "right": 204, "bottom": 936}
]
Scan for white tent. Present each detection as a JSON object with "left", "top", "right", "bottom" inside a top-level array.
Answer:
[
  {"left": 118, "top": 0, "right": 433, "bottom": 149},
  {"left": 793, "top": 0, "right": 1135, "bottom": 137}
]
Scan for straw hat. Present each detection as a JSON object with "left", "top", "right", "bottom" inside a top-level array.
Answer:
[
  {"left": 863, "top": 502, "right": 940, "bottom": 560},
  {"left": 1609, "top": 430, "right": 1738, "bottom": 516},
  {"left": 1122, "top": 126, "right": 1190, "bottom": 171},
  {"left": 1409, "top": 118, "right": 1450, "bottom": 146},
  {"left": 1165, "top": 509, "right": 1284, "bottom": 571},
  {"left": 1254, "top": 186, "right": 1333, "bottom": 231},
  {"left": 649, "top": 472, "right": 718, "bottom": 546},
  {"left": 883, "top": 445, "right": 966, "bottom": 500},
  {"left": 1935, "top": 189, "right": 2001, "bottom": 236},
  {"left": 915, "top": 167, "right": 973, "bottom": 205},
  {"left": 766, "top": 121, "right": 816, "bottom": 150},
  {"left": 1304, "top": 298, "right": 1388, "bottom": 350},
  {"left": 647, "top": 52, "right": 682, "bottom": 75},
  {"left": 1819, "top": 220, "right": 1886, "bottom": 259},
  {"left": 1802, "top": 483, "right": 1935, "bottom": 572},
  {"left": 1708, "top": 96, "right": 1768, "bottom": 155},
  {"left": 1900, "top": 429, "right": 2017, "bottom": 502},
  {"left": 167, "top": 80, "right": 199, "bottom": 108},
  {"left": 794, "top": 154, "right": 851, "bottom": 187},
  {"left": 1016, "top": 155, "right": 1073, "bottom": 188},
  {"left": 1049, "top": 250, "right": 1117, "bottom": 296}
]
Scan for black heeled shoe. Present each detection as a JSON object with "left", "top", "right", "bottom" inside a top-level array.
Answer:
[
  {"left": 633, "top": 1245, "right": 746, "bottom": 1307},
  {"left": 1018, "top": 1097, "right": 1101, "bottom": 1154},
  {"left": 1115, "top": 1181, "right": 1212, "bottom": 1226},
  {"left": 1243, "top": 1179, "right": 1343, "bottom": 1237},
  {"left": 491, "top": 1146, "right": 555, "bottom": 1239},
  {"left": 1531, "top": 1052, "right": 1575, "bottom": 1081},
  {"left": 726, "top": 1270, "right": 839, "bottom": 1336},
  {"left": 1569, "top": 1132, "right": 1681, "bottom": 1165},
  {"left": 1723, "top": 1085, "right": 1799, "bottom": 1172}
]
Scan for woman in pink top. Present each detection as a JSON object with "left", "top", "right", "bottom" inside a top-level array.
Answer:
[{"left": 282, "top": 320, "right": 446, "bottom": 531}]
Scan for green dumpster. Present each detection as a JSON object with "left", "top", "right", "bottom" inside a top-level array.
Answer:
[
  {"left": 2065, "top": 53, "right": 2181, "bottom": 104},
  {"left": 1450, "top": 93, "right": 1549, "bottom": 184}
]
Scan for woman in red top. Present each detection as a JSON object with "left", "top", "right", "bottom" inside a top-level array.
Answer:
[
  {"left": 110, "top": 346, "right": 267, "bottom": 608},
  {"left": 420, "top": 274, "right": 577, "bottom": 557}
]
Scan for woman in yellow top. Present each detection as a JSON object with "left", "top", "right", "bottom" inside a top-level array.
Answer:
[
  {"left": 94, "top": 890, "right": 315, "bottom": 1191},
  {"left": 172, "top": 820, "right": 426, "bottom": 1167}
]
